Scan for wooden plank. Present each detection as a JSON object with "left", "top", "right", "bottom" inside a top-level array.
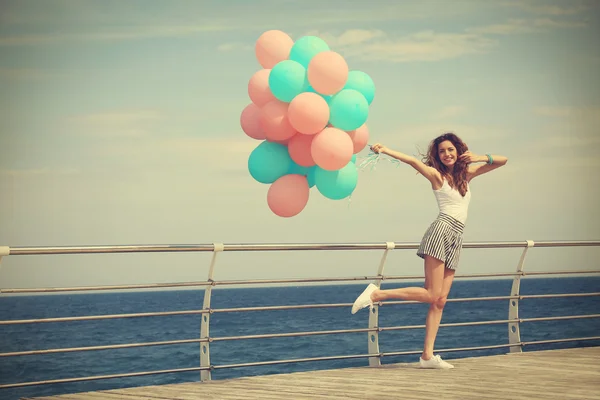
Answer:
[{"left": 25, "top": 347, "right": 600, "bottom": 400}]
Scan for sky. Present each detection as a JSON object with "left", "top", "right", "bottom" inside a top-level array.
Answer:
[{"left": 0, "top": 0, "right": 599, "bottom": 292}]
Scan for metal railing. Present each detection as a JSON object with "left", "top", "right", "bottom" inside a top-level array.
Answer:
[{"left": 0, "top": 240, "right": 599, "bottom": 390}]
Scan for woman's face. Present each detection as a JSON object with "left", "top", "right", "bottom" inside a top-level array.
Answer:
[{"left": 438, "top": 140, "right": 458, "bottom": 167}]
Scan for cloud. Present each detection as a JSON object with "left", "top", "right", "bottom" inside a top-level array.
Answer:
[
  {"left": 501, "top": 1, "right": 591, "bottom": 16},
  {"left": 66, "top": 110, "right": 165, "bottom": 137},
  {"left": 303, "top": 29, "right": 494, "bottom": 63},
  {"left": 468, "top": 17, "right": 586, "bottom": 35}
]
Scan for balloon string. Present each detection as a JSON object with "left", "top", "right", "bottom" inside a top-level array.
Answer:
[{"left": 347, "top": 148, "right": 402, "bottom": 209}]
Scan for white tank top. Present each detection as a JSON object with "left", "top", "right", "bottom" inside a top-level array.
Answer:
[{"left": 433, "top": 178, "right": 471, "bottom": 224}]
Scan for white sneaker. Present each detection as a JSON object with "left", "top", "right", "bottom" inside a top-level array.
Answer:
[
  {"left": 419, "top": 354, "right": 454, "bottom": 369},
  {"left": 351, "top": 283, "right": 377, "bottom": 314}
]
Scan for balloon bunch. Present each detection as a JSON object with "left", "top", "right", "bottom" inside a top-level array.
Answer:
[{"left": 240, "top": 30, "right": 375, "bottom": 218}]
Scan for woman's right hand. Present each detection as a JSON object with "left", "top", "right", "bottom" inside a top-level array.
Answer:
[{"left": 370, "top": 143, "right": 387, "bottom": 154}]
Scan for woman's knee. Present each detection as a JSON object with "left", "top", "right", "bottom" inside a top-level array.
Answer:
[
  {"left": 432, "top": 295, "right": 448, "bottom": 310},
  {"left": 426, "top": 289, "right": 443, "bottom": 304}
]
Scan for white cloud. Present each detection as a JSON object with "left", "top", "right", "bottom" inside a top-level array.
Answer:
[
  {"left": 501, "top": 1, "right": 591, "bottom": 16},
  {"left": 304, "top": 29, "right": 494, "bottom": 63}
]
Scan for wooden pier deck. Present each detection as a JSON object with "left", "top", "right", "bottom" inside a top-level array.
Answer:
[{"left": 27, "top": 347, "right": 600, "bottom": 400}]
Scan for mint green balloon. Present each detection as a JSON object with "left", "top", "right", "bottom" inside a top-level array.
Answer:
[
  {"left": 344, "top": 70, "right": 376, "bottom": 105},
  {"left": 248, "top": 141, "right": 292, "bottom": 184},
  {"left": 329, "top": 89, "right": 369, "bottom": 131},
  {"left": 288, "top": 160, "right": 315, "bottom": 188},
  {"left": 269, "top": 60, "right": 309, "bottom": 103},
  {"left": 289, "top": 36, "right": 330, "bottom": 68},
  {"left": 351, "top": 154, "right": 357, "bottom": 163},
  {"left": 315, "top": 162, "right": 358, "bottom": 200}
]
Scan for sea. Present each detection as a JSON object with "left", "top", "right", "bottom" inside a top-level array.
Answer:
[{"left": 1, "top": 276, "right": 599, "bottom": 400}]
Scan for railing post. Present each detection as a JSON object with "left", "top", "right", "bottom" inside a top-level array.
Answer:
[
  {"left": 508, "top": 240, "right": 534, "bottom": 353},
  {"left": 0, "top": 246, "right": 9, "bottom": 292},
  {"left": 200, "top": 242, "right": 224, "bottom": 382},
  {"left": 368, "top": 241, "right": 395, "bottom": 367}
]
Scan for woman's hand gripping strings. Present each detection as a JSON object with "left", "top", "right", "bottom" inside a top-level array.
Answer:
[{"left": 369, "top": 143, "right": 442, "bottom": 185}]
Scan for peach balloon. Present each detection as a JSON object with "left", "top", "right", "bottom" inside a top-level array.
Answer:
[
  {"left": 248, "top": 69, "right": 275, "bottom": 107},
  {"left": 259, "top": 100, "right": 297, "bottom": 142},
  {"left": 268, "top": 135, "right": 294, "bottom": 146},
  {"left": 307, "top": 51, "right": 349, "bottom": 95},
  {"left": 311, "top": 127, "right": 354, "bottom": 171},
  {"left": 267, "top": 174, "right": 310, "bottom": 218},
  {"left": 288, "top": 133, "right": 316, "bottom": 167},
  {"left": 255, "top": 30, "right": 294, "bottom": 69},
  {"left": 347, "top": 123, "right": 370, "bottom": 154},
  {"left": 240, "top": 103, "right": 266, "bottom": 140},
  {"left": 287, "top": 92, "right": 330, "bottom": 135}
]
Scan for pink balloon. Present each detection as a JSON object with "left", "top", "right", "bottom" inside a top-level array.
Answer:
[
  {"left": 311, "top": 127, "right": 354, "bottom": 171},
  {"left": 259, "top": 100, "right": 297, "bottom": 141},
  {"left": 307, "top": 51, "right": 349, "bottom": 95},
  {"left": 255, "top": 30, "right": 294, "bottom": 69},
  {"left": 248, "top": 69, "right": 276, "bottom": 107},
  {"left": 240, "top": 103, "right": 266, "bottom": 140},
  {"left": 288, "top": 133, "right": 316, "bottom": 167},
  {"left": 347, "top": 123, "right": 370, "bottom": 154},
  {"left": 268, "top": 135, "right": 294, "bottom": 146},
  {"left": 287, "top": 92, "right": 330, "bottom": 135},
  {"left": 267, "top": 174, "right": 310, "bottom": 218}
]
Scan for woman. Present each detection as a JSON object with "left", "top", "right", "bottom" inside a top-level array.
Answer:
[{"left": 351, "top": 132, "right": 508, "bottom": 369}]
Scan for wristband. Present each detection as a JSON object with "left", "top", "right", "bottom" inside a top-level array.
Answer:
[{"left": 486, "top": 154, "right": 493, "bottom": 165}]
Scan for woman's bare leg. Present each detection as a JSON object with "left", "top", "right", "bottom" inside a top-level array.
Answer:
[
  {"left": 422, "top": 266, "right": 455, "bottom": 360},
  {"left": 370, "top": 256, "right": 445, "bottom": 304}
]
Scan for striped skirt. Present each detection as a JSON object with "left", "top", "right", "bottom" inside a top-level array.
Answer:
[{"left": 417, "top": 213, "right": 465, "bottom": 270}]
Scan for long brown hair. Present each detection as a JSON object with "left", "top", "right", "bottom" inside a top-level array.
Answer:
[{"left": 421, "top": 132, "right": 469, "bottom": 197}]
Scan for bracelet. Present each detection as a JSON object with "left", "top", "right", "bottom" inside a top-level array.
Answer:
[{"left": 486, "top": 154, "right": 493, "bottom": 165}]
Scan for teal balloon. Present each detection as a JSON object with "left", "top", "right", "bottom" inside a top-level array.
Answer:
[
  {"left": 289, "top": 36, "right": 330, "bottom": 68},
  {"left": 329, "top": 89, "right": 369, "bottom": 131},
  {"left": 288, "top": 161, "right": 315, "bottom": 188},
  {"left": 306, "top": 85, "right": 331, "bottom": 103},
  {"left": 315, "top": 162, "right": 358, "bottom": 200},
  {"left": 351, "top": 154, "right": 357, "bottom": 163},
  {"left": 307, "top": 166, "right": 317, "bottom": 188},
  {"left": 344, "top": 71, "right": 376, "bottom": 105},
  {"left": 248, "top": 141, "right": 292, "bottom": 184},
  {"left": 268, "top": 60, "right": 309, "bottom": 103}
]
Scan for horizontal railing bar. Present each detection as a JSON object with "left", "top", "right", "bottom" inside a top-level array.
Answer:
[
  {"left": 380, "top": 319, "right": 514, "bottom": 332},
  {"left": 0, "top": 309, "right": 208, "bottom": 325},
  {"left": 0, "top": 365, "right": 210, "bottom": 389},
  {"left": 1, "top": 282, "right": 211, "bottom": 294},
  {"left": 523, "top": 270, "right": 600, "bottom": 276},
  {"left": 4, "top": 271, "right": 599, "bottom": 295},
  {"left": 522, "top": 336, "right": 600, "bottom": 346},
  {"left": 521, "top": 292, "right": 600, "bottom": 299},
  {"left": 5, "top": 240, "right": 600, "bottom": 256},
  {"left": 0, "top": 338, "right": 208, "bottom": 358},
  {"left": 520, "top": 314, "right": 600, "bottom": 323}
]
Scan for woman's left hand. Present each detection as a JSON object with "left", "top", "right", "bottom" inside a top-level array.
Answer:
[{"left": 459, "top": 151, "right": 484, "bottom": 164}]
